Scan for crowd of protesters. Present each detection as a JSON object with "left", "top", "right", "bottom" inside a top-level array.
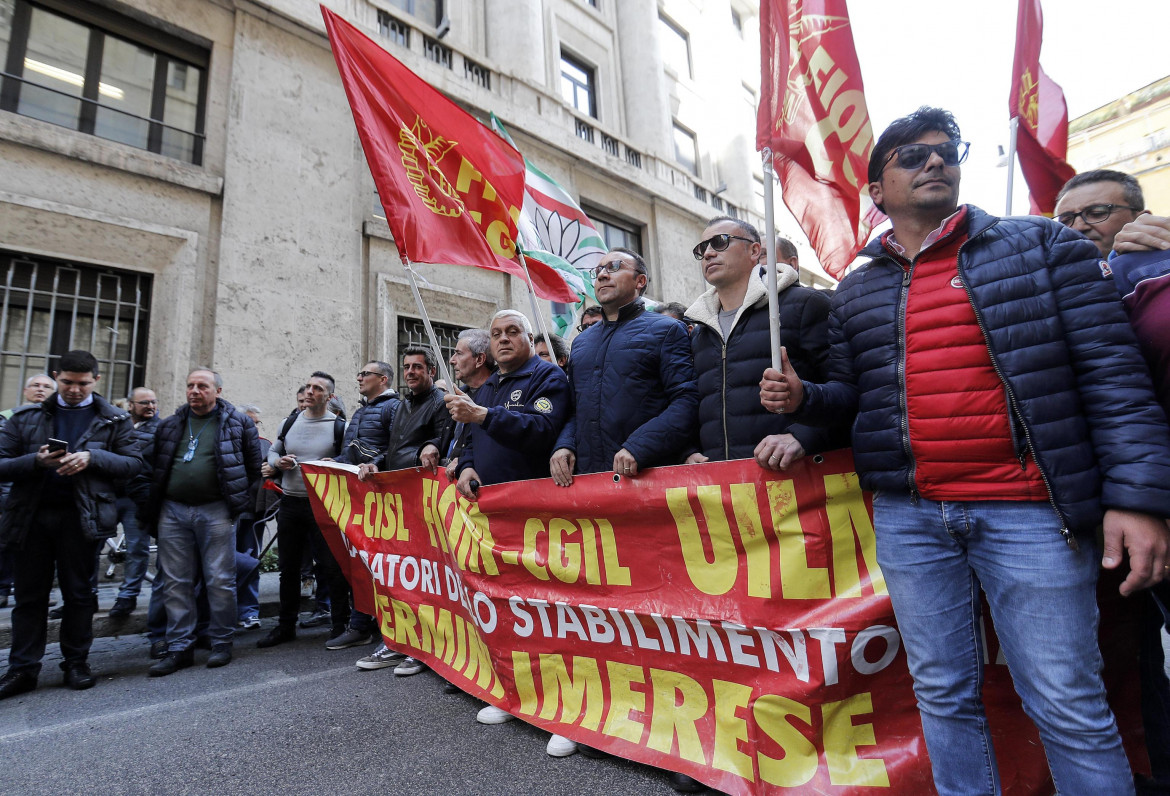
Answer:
[{"left": 1, "top": 106, "right": 1169, "bottom": 795}]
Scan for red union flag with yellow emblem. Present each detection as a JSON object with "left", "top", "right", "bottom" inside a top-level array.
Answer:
[
  {"left": 756, "top": 0, "right": 881, "bottom": 280},
  {"left": 321, "top": 7, "right": 576, "bottom": 302},
  {"left": 1008, "top": 0, "right": 1075, "bottom": 215}
]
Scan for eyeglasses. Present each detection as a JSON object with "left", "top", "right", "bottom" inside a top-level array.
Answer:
[
  {"left": 587, "top": 261, "right": 629, "bottom": 279},
  {"left": 132, "top": 399, "right": 158, "bottom": 406},
  {"left": 692, "top": 234, "right": 756, "bottom": 260},
  {"left": 1055, "top": 203, "right": 1141, "bottom": 228},
  {"left": 879, "top": 140, "right": 969, "bottom": 174},
  {"left": 356, "top": 370, "right": 384, "bottom": 379},
  {"left": 576, "top": 319, "right": 601, "bottom": 333}
]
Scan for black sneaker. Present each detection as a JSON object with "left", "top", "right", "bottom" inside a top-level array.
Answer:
[
  {"left": 206, "top": 643, "right": 232, "bottom": 668},
  {"left": 0, "top": 670, "right": 37, "bottom": 699},
  {"left": 48, "top": 605, "right": 64, "bottom": 620},
  {"left": 62, "top": 661, "right": 95, "bottom": 690},
  {"left": 667, "top": 772, "right": 706, "bottom": 793},
  {"left": 256, "top": 626, "right": 296, "bottom": 648},
  {"left": 298, "top": 608, "right": 331, "bottom": 628},
  {"left": 148, "top": 649, "right": 194, "bottom": 677},
  {"left": 107, "top": 597, "right": 136, "bottom": 620}
]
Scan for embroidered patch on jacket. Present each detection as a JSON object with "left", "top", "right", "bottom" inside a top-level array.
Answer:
[
  {"left": 1098, "top": 259, "right": 1113, "bottom": 278},
  {"left": 510, "top": 389, "right": 523, "bottom": 402},
  {"left": 534, "top": 398, "right": 553, "bottom": 414},
  {"left": 950, "top": 275, "right": 964, "bottom": 289}
]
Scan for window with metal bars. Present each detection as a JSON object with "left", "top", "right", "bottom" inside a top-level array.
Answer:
[
  {"left": 396, "top": 316, "right": 463, "bottom": 391},
  {"left": 0, "top": 251, "right": 151, "bottom": 409}
]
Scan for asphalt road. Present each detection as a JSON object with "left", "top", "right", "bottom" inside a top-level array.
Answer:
[{"left": 0, "top": 622, "right": 700, "bottom": 796}]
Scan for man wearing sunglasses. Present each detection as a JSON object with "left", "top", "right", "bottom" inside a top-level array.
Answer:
[
  {"left": 684, "top": 216, "right": 838, "bottom": 472},
  {"left": 760, "top": 106, "right": 1170, "bottom": 794},
  {"left": 550, "top": 248, "right": 697, "bottom": 486}
]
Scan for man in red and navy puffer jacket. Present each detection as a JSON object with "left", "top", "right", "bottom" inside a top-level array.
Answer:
[{"left": 761, "top": 106, "right": 1170, "bottom": 796}]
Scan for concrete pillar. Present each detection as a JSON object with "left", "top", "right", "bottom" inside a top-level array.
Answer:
[
  {"left": 615, "top": 0, "right": 671, "bottom": 158},
  {"left": 484, "top": 0, "right": 546, "bottom": 80}
]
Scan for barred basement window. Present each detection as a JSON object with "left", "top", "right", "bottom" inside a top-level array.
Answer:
[
  {"left": 396, "top": 316, "right": 463, "bottom": 391},
  {"left": 0, "top": 0, "right": 208, "bottom": 164},
  {"left": 0, "top": 251, "right": 151, "bottom": 409}
]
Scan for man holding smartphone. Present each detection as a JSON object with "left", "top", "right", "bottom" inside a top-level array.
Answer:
[{"left": 0, "top": 350, "right": 142, "bottom": 698}]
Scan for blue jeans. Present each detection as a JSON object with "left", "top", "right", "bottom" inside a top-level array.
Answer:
[
  {"left": 146, "top": 560, "right": 167, "bottom": 643},
  {"left": 873, "top": 493, "right": 1133, "bottom": 796},
  {"left": 156, "top": 499, "right": 236, "bottom": 651},
  {"left": 115, "top": 496, "right": 150, "bottom": 600}
]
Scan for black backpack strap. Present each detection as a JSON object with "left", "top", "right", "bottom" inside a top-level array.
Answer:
[
  {"left": 333, "top": 414, "right": 345, "bottom": 456},
  {"left": 277, "top": 409, "right": 300, "bottom": 445}
]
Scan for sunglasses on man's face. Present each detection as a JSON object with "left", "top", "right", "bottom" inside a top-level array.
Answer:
[
  {"left": 692, "top": 234, "right": 756, "bottom": 260},
  {"left": 880, "top": 140, "right": 970, "bottom": 174}
]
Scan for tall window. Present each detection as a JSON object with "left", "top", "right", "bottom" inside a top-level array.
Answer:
[
  {"left": 0, "top": 0, "right": 208, "bottom": 164},
  {"left": 585, "top": 208, "right": 642, "bottom": 255},
  {"left": 0, "top": 251, "right": 151, "bottom": 409},
  {"left": 658, "top": 14, "right": 692, "bottom": 79},
  {"left": 560, "top": 52, "right": 596, "bottom": 118},
  {"left": 386, "top": 0, "right": 442, "bottom": 27},
  {"left": 673, "top": 122, "right": 698, "bottom": 175}
]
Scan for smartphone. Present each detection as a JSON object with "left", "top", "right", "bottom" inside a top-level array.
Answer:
[{"left": 47, "top": 438, "right": 68, "bottom": 453}]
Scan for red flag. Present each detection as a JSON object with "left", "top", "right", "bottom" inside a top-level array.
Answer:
[
  {"left": 756, "top": 1, "right": 882, "bottom": 280},
  {"left": 320, "top": 7, "right": 576, "bottom": 302},
  {"left": 1009, "top": 0, "right": 1075, "bottom": 215}
]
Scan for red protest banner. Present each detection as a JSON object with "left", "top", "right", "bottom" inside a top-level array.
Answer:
[
  {"left": 756, "top": 1, "right": 883, "bottom": 279},
  {"left": 1008, "top": 0, "right": 1075, "bottom": 215},
  {"left": 303, "top": 453, "right": 1144, "bottom": 794},
  {"left": 320, "top": 6, "right": 576, "bottom": 302}
]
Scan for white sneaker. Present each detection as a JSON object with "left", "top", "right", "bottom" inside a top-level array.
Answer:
[
  {"left": 356, "top": 644, "right": 406, "bottom": 670},
  {"left": 476, "top": 705, "right": 516, "bottom": 725},
  {"left": 546, "top": 734, "right": 578, "bottom": 757}
]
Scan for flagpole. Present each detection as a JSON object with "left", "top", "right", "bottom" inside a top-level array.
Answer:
[
  {"left": 1005, "top": 117, "right": 1018, "bottom": 216},
  {"left": 400, "top": 257, "right": 455, "bottom": 388},
  {"left": 762, "top": 148, "right": 782, "bottom": 372},
  {"left": 516, "top": 250, "right": 556, "bottom": 347}
]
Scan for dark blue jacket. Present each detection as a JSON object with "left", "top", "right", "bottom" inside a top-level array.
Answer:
[
  {"left": 556, "top": 300, "right": 697, "bottom": 473},
  {"left": 458, "top": 354, "right": 570, "bottom": 485},
  {"left": 799, "top": 205, "right": 1170, "bottom": 538},
  {"left": 0, "top": 395, "right": 143, "bottom": 546},
  {"left": 335, "top": 390, "right": 400, "bottom": 466},
  {"left": 687, "top": 268, "right": 842, "bottom": 460},
  {"left": 136, "top": 398, "right": 263, "bottom": 533}
]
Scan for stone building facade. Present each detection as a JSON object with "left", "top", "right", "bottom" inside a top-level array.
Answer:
[
  {"left": 1066, "top": 75, "right": 1170, "bottom": 217},
  {"left": 0, "top": 0, "right": 768, "bottom": 412}
]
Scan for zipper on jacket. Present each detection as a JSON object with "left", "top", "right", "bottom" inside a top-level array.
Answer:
[
  {"left": 954, "top": 232, "right": 1077, "bottom": 550},
  {"left": 721, "top": 342, "right": 730, "bottom": 460},
  {"left": 895, "top": 262, "right": 919, "bottom": 502}
]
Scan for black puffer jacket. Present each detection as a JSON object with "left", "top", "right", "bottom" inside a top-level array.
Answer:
[
  {"left": 0, "top": 395, "right": 143, "bottom": 547},
  {"left": 687, "top": 267, "right": 844, "bottom": 460},
  {"left": 335, "top": 390, "right": 400, "bottom": 466},
  {"left": 135, "top": 398, "right": 262, "bottom": 533}
]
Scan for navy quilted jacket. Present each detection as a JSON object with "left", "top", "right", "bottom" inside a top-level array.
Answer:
[
  {"left": 136, "top": 398, "right": 263, "bottom": 532},
  {"left": 555, "top": 301, "right": 698, "bottom": 473},
  {"left": 800, "top": 205, "right": 1170, "bottom": 537},
  {"left": 335, "top": 390, "right": 400, "bottom": 466}
]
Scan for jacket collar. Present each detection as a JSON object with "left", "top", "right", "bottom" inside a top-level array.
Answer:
[
  {"left": 600, "top": 298, "right": 646, "bottom": 326},
  {"left": 362, "top": 388, "right": 399, "bottom": 407},
  {"left": 685, "top": 264, "right": 799, "bottom": 340},
  {"left": 40, "top": 392, "right": 125, "bottom": 422},
  {"left": 491, "top": 353, "right": 541, "bottom": 385},
  {"left": 860, "top": 204, "right": 999, "bottom": 264}
]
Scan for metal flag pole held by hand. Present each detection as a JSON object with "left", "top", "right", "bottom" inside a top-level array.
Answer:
[
  {"left": 762, "top": 148, "right": 783, "bottom": 372},
  {"left": 401, "top": 256, "right": 455, "bottom": 389}
]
